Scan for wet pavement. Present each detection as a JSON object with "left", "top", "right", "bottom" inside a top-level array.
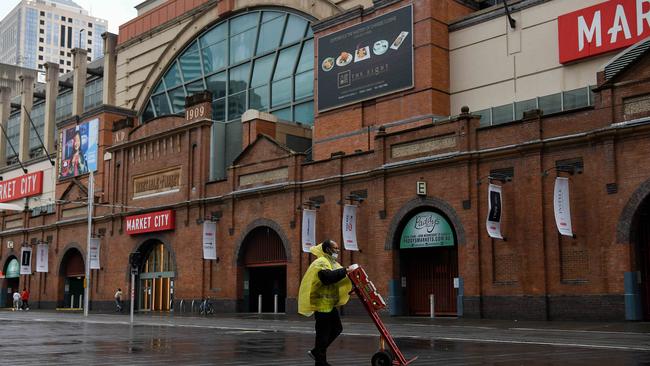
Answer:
[{"left": 0, "top": 311, "right": 648, "bottom": 365}]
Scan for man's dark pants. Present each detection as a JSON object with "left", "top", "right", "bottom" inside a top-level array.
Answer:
[{"left": 312, "top": 308, "right": 342, "bottom": 366}]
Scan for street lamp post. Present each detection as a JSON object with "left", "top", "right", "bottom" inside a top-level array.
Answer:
[{"left": 83, "top": 171, "right": 93, "bottom": 316}]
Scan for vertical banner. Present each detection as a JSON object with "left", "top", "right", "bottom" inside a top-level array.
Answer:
[
  {"left": 486, "top": 184, "right": 503, "bottom": 239},
  {"left": 20, "top": 247, "right": 32, "bottom": 275},
  {"left": 554, "top": 177, "right": 574, "bottom": 237},
  {"left": 36, "top": 244, "right": 48, "bottom": 273},
  {"left": 89, "top": 238, "right": 101, "bottom": 269},
  {"left": 302, "top": 209, "right": 316, "bottom": 253},
  {"left": 342, "top": 204, "right": 358, "bottom": 251},
  {"left": 202, "top": 221, "right": 217, "bottom": 260}
]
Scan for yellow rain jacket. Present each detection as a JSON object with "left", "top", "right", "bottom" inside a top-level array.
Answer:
[{"left": 298, "top": 243, "right": 352, "bottom": 316}]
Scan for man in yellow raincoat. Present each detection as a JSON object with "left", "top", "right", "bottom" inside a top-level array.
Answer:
[{"left": 299, "top": 239, "right": 353, "bottom": 366}]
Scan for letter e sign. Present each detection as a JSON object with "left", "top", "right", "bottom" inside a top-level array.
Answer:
[{"left": 416, "top": 181, "right": 426, "bottom": 196}]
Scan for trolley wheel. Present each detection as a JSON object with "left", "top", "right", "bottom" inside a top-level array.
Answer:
[{"left": 371, "top": 350, "right": 393, "bottom": 366}]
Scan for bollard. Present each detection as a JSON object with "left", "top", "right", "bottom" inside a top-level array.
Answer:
[
  {"left": 70, "top": 295, "right": 75, "bottom": 309},
  {"left": 429, "top": 294, "right": 435, "bottom": 319},
  {"left": 258, "top": 294, "right": 262, "bottom": 314},
  {"left": 274, "top": 294, "right": 278, "bottom": 314},
  {"left": 191, "top": 299, "right": 196, "bottom": 313},
  {"left": 179, "top": 299, "right": 185, "bottom": 313}
]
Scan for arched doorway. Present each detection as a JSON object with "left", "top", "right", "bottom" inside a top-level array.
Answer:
[
  {"left": 633, "top": 196, "right": 650, "bottom": 319},
  {"left": 137, "top": 240, "right": 175, "bottom": 312},
  {"left": 240, "top": 226, "right": 287, "bottom": 313},
  {"left": 1, "top": 257, "right": 20, "bottom": 307},
  {"left": 59, "top": 249, "right": 85, "bottom": 308},
  {"left": 398, "top": 210, "right": 458, "bottom": 316}
]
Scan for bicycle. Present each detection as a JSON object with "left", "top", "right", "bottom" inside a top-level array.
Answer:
[{"left": 199, "top": 298, "right": 215, "bottom": 315}]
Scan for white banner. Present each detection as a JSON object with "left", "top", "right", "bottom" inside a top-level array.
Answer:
[
  {"left": 554, "top": 177, "right": 574, "bottom": 237},
  {"left": 36, "top": 244, "right": 48, "bottom": 273},
  {"left": 486, "top": 184, "right": 503, "bottom": 239},
  {"left": 202, "top": 221, "right": 217, "bottom": 260},
  {"left": 89, "top": 238, "right": 101, "bottom": 269},
  {"left": 342, "top": 204, "right": 358, "bottom": 251},
  {"left": 302, "top": 209, "right": 316, "bottom": 253},
  {"left": 20, "top": 247, "right": 32, "bottom": 275}
]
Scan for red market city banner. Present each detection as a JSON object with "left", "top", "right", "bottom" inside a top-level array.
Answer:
[
  {"left": 0, "top": 171, "right": 44, "bottom": 203},
  {"left": 559, "top": 0, "right": 650, "bottom": 63},
  {"left": 125, "top": 210, "right": 175, "bottom": 235}
]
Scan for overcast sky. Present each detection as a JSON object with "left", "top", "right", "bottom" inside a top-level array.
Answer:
[{"left": 0, "top": 0, "right": 139, "bottom": 33}]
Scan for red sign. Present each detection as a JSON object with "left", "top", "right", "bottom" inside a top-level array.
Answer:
[
  {"left": 0, "top": 171, "right": 44, "bottom": 203},
  {"left": 558, "top": 0, "right": 650, "bottom": 64},
  {"left": 125, "top": 210, "right": 175, "bottom": 235}
]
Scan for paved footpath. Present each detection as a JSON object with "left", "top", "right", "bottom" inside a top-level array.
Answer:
[{"left": 0, "top": 310, "right": 648, "bottom": 365}]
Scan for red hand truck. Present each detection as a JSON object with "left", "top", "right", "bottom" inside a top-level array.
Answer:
[{"left": 347, "top": 265, "right": 418, "bottom": 366}]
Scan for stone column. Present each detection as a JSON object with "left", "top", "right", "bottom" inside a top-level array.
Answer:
[
  {"left": 102, "top": 32, "right": 118, "bottom": 106},
  {"left": 71, "top": 48, "right": 88, "bottom": 116},
  {"left": 44, "top": 62, "right": 59, "bottom": 154},
  {"left": 0, "top": 86, "right": 12, "bottom": 167},
  {"left": 19, "top": 74, "right": 34, "bottom": 162}
]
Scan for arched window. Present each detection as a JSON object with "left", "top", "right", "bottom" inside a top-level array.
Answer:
[{"left": 141, "top": 10, "right": 314, "bottom": 125}]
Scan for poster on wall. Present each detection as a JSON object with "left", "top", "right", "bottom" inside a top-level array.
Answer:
[
  {"left": 89, "top": 238, "right": 101, "bottom": 269},
  {"left": 486, "top": 184, "right": 503, "bottom": 239},
  {"left": 58, "top": 118, "right": 99, "bottom": 180},
  {"left": 302, "top": 209, "right": 316, "bottom": 253},
  {"left": 20, "top": 247, "right": 32, "bottom": 275},
  {"left": 317, "top": 4, "right": 413, "bottom": 112},
  {"left": 342, "top": 204, "right": 358, "bottom": 251},
  {"left": 400, "top": 211, "right": 454, "bottom": 249},
  {"left": 36, "top": 243, "right": 48, "bottom": 273},
  {"left": 202, "top": 221, "right": 217, "bottom": 260},
  {"left": 554, "top": 177, "right": 574, "bottom": 237}
]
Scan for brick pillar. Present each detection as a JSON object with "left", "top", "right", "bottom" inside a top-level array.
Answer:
[
  {"left": 44, "top": 62, "right": 59, "bottom": 154},
  {"left": 102, "top": 32, "right": 117, "bottom": 106},
  {"left": 71, "top": 48, "right": 88, "bottom": 116},
  {"left": 241, "top": 110, "right": 278, "bottom": 150},
  {"left": 0, "top": 86, "right": 11, "bottom": 167},
  {"left": 19, "top": 74, "right": 34, "bottom": 162}
]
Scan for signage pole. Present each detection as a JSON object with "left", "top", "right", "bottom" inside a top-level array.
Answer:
[
  {"left": 84, "top": 171, "right": 94, "bottom": 317},
  {"left": 130, "top": 271, "right": 135, "bottom": 324}
]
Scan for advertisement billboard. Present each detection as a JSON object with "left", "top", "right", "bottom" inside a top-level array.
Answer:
[
  {"left": 400, "top": 211, "right": 455, "bottom": 249},
  {"left": 58, "top": 118, "right": 99, "bottom": 180}
]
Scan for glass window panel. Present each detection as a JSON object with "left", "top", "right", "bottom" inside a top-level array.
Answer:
[
  {"left": 153, "top": 81, "right": 165, "bottom": 94},
  {"left": 272, "top": 78, "right": 292, "bottom": 107},
  {"left": 250, "top": 85, "right": 269, "bottom": 111},
  {"left": 179, "top": 49, "right": 202, "bottom": 82},
  {"left": 272, "top": 107, "right": 291, "bottom": 121},
  {"left": 294, "top": 71, "right": 313, "bottom": 100},
  {"left": 563, "top": 87, "right": 589, "bottom": 110},
  {"left": 142, "top": 102, "right": 155, "bottom": 122},
  {"left": 163, "top": 61, "right": 182, "bottom": 89},
  {"left": 273, "top": 44, "right": 300, "bottom": 80},
  {"left": 230, "top": 13, "right": 258, "bottom": 35},
  {"left": 186, "top": 79, "right": 206, "bottom": 95},
  {"left": 538, "top": 93, "right": 562, "bottom": 115},
  {"left": 262, "top": 11, "right": 283, "bottom": 22},
  {"left": 257, "top": 16, "right": 284, "bottom": 55},
  {"left": 282, "top": 15, "right": 307, "bottom": 45},
  {"left": 229, "top": 62, "right": 250, "bottom": 94},
  {"left": 294, "top": 101, "right": 313, "bottom": 125},
  {"left": 515, "top": 98, "right": 537, "bottom": 120},
  {"left": 473, "top": 108, "right": 491, "bottom": 127},
  {"left": 306, "top": 27, "right": 313, "bottom": 38},
  {"left": 200, "top": 23, "right": 226, "bottom": 47},
  {"left": 202, "top": 40, "right": 227, "bottom": 74},
  {"left": 251, "top": 54, "right": 275, "bottom": 87},
  {"left": 230, "top": 28, "right": 256, "bottom": 64},
  {"left": 491, "top": 104, "right": 514, "bottom": 125},
  {"left": 228, "top": 91, "right": 247, "bottom": 120},
  {"left": 168, "top": 87, "right": 186, "bottom": 113},
  {"left": 206, "top": 72, "right": 226, "bottom": 99},
  {"left": 296, "top": 39, "right": 314, "bottom": 73},
  {"left": 151, "top": 93, "right": 171, "bottom": 116},
  {"left": 212, "top": 98, "right": 225, "bottom": 121}
]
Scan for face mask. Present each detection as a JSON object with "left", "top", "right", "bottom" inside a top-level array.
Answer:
[{"left": 331, "top": 252, "right": 339, "bottom": 260}]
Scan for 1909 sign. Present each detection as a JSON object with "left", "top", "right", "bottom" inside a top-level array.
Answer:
[{"left": 186, "top": 105, "right": 206, "bottom": 121}]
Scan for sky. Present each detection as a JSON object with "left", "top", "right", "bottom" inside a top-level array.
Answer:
[{"left": 0, "top": 0, "right": 139, "bottom": 33}]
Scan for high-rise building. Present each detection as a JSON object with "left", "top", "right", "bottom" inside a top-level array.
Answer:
[{"left": 0, "top": 0, "right": 107, "bottom": 75}]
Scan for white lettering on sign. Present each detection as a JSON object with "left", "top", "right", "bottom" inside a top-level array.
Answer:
[
  {"left": 0, "top": 171, "right": 44, "bottom": 203},
  {"left": 578, "top": 11, "right": 602, "bottom": 52},
  {"left": 125, "top": 210, "right": 175, "bottom": 235},
  {"left": 186, "top": 105, "right": 206, "bottom": 121}
]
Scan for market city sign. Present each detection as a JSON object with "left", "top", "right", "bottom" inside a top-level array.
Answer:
[
  {"left": 125, "top": 210, "right": 175, "bottom": 235},
  {"left": 558, "top": 0, "right": 650, "bottom": 63},
  {"left": 0, "top": 171, "right": 43, "bottom": 203}
]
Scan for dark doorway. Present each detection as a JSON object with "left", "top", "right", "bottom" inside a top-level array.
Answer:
[
  {"left": 2, "top": 257, "right": 20, "bottom": 308},
  {"left": 248, "top": 266, "right": 287, "bottom": 313},
  {"left": 59, "top": 249, "right": 85, "bottom": 308},
  {"left": 636, "top": 198, "right": 650, "bottom": 320}
]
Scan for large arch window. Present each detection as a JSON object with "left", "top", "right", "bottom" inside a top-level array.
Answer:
[{"left": 141, "top": 9, "right": 314, "bottom": 125}]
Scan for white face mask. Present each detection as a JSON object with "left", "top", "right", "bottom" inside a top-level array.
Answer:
[{"left": 331, "top": 252, "right": 339, "bottom": 260}]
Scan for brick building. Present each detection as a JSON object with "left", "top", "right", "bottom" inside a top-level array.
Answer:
[{"left": 0, "top": 0, "right": 649, "bottom": 321}]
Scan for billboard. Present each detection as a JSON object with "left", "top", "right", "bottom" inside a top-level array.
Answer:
[
  {"left": 58, "top": 118, "right": 99, "bottom": 180},
  {"left": 400, "top": 211, "right": 455, "bottom": 249},
  {"left": 317, "top": 4, "right": 413, "bottom": 112}
]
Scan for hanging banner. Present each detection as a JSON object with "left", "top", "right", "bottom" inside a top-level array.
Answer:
[
  {"left": 400, "top": 211, "right": 455, "bottom": 248},
  {"left": 486, "top": 184, "right": 503, "bottom": 239},
  {"left": 89, "top": 238, "right": 101, "bottom": 269},
  {"left": 202, "top": 221, "right": 217, "bottom": 260},
  {"left": 20, "top": 247, "right": 32, "bottom": 275},
  {"left": 302, "top": 209, "right": 316, "bottom": 253},
  {"left": 554, "top": 177, "right": 574, "bottom": 237},
  {"left": 36, "top": 244, "right": 48, "bottom": 273},
  {"left": 342, "top": 204, "right": 358, "bottom": 251}
]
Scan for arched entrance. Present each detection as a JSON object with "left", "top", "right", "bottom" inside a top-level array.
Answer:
[
  {"left": 137, "top": 240, "right": 175, "bottom": 312},
  {"left": 1, "top": 257, "right": 20, "bottom": 307},
  {"left": 240, "top": 226, "right": 287, "bottom": 313},
  {"left": 59, "top": 248, "right": 85, "bottom": 308},
  {"left": 398, "top": 210, "right": 458, "bottom": 316},
  {"left": 633, "top": 196, "right": 650, "bottom": 319}
]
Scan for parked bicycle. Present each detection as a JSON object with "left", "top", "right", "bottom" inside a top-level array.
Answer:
[{"left": 199, "top": 297, "right": 215, "bottom": 316}]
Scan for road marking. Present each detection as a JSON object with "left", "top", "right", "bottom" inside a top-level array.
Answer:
[{"left": 510, "top": 327, "right": 650, "bottom": 336}]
